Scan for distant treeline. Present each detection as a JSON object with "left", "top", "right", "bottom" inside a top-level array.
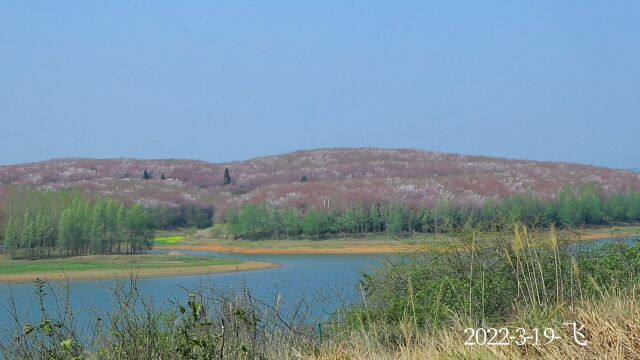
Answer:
[
  {"left": 2, "top": 189, "right": 154, "bottom": 259},
  {"left": 224, "top": 185, "right": 640, "bottom": 240},
  {"left": 149, "top": 206, "right": 213, "bottom": 230}
]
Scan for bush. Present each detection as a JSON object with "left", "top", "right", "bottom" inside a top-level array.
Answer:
[{"left": 344, "top": 225, "right": 640, "bottom": 331}]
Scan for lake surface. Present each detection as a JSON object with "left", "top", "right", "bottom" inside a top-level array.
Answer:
[
  {"left": 0, "top": 251, "right": 386, "bottom": 333},
  {"left": 2, "top": 237, "right": 638, "bottom": 334}
]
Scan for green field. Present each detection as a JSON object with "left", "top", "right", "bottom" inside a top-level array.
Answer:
[{"left": 154, "top": 235, "right": 187, "bottom": 246}]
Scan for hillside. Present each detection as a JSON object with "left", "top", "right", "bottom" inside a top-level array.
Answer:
[{"left": 1, "top": 148, "right": 639, "bottom": 219}]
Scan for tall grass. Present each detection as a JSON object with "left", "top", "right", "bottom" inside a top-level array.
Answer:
[
  {"left": 315, "top": 288, "right": 640, "bottom": 359},
  {"left": 321, "top": 225, "right": 640, "bottom": 359}
]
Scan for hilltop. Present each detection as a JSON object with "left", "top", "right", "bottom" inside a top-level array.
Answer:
[{"left": 1, "top": 148, "right": 639, "bottom": 218}]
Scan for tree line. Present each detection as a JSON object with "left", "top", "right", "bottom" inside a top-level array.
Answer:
[
  {"left": 2, "top": 189, "right": 154, "bottom": 259},
  {"left": 149, "top": 206, "right": 213, "bottom": 230},
  {"left": 224, "top": 185, "right": 640, "bottom": 240}
]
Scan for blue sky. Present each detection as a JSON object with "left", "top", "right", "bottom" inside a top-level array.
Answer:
[{"left": 1, "top": 1, "right": 638, "bottom": 168}]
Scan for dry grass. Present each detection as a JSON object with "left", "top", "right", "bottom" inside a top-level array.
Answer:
[
  {"left": 312, "top": 290, "right": 640, "bottom": 359},
  {"left": 306, "top": 226, "right": 640, "bottom": 359}
]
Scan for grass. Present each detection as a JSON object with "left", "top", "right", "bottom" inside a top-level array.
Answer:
[
  {"left": 0, "top": 254, "right": 240, "bottom": 275},
  {"left": 0, "top": 253, "right": 276, "bottom": 282},
  {"left": 575, "top": 225, "right": 640, "bottom": 240},
  {"left": 314, "top": 290, "right": 640, "bottom": 359},
  {"left": 154, "top": 235, "right": 186, "bottom": 246},
  {"left": 313, "top": 225, "right": 640, "bottom": 359}
]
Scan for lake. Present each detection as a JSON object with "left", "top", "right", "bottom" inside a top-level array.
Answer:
[
  {"left": 0, "top": 251, "right": 386, "bottom": 333},
  {"left": 2, "top": 237, "right": 638, "bottom": 334}
]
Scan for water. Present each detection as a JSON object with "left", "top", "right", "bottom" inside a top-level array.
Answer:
[
  {"left": 0, "top": 251, "right": 385, "bottom": 333},
  {"left": 2, "top": 237, "right": 637, "bottom": 334},
  {"left": 567, "top": 237, "right": 639, "bottom": 254}
]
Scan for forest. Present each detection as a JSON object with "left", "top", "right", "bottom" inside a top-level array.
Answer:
[
  {"left": 224, "top": 185, "right": 640, "bottom": 239},
  {"left": 3, "top": 184, "right": 640, "bottom": 254},
  {"left": 1, "top": 189, "right": 154, "bottom": 259}
]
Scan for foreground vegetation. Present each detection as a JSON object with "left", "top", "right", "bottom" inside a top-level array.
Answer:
[{"left": 2, "top": 225, "right": 640, "bottom": 359}]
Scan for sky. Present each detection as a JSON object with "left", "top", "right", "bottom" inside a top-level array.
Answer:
[{"left": 1, "top": 1, "right": 639, "bottom": 169}]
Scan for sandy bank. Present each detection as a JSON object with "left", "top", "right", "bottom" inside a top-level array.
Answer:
[{"left": 168, "top": 243, "right": 436, "bottom": 255}]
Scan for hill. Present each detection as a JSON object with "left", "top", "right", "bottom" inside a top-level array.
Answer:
[{"left": 1, "top": 148, "right": 639, "bottom": 219}]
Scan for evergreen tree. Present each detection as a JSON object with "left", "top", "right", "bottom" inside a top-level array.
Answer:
[
  {"left": 143, "top": 169, "right": 151, "bottom": 180},
  {"left": 160, "top": 173, "right": 166, "bottom": 180},
  {"left": 300, "top": 175, "right": 307, "bottom": 182},
  {"left": 223, "top": 168, "right": 232, "bottom": 185}
]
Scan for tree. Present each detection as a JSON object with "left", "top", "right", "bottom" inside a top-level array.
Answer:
[
  {"left": 421, "top": 209, "right": 435, "bottom": 233},
  {"left": 127, "top": 204, "right": 153, "bottom": 254},
  {"left": 576, "top": 185, "right": 604, "bottom": 225},
  {"left": 91, "top": 200, "right": 108, "bottom": 254},
  {"left": 58, "top": 208, "right": 73, "bottom": 256},
  {"left": 604, "top": 193, "right": 628, "bottom": 222},
  {"left": 143, "top": 169, "right": 151, "bottom": 180},
  {"left": 626, "top": 191, "right": 640, "bottom": 222},
  {"left": 369, "top": 204, "right": 383, "bottom": 233},
  {"left": 238, "top": 204, "right": 270, "bottom": 239},
  {"left": 160, "top": 173, "right": 166, "bottom": 180},
  {"left": 3, "top": 188, "right": 157, "bottom": 258},
  {"left": 116, "top": 204, "right": 128, "bottom": 253},
  {"left": 387, "top": 204, "right": 406, "bottom": 235},
  {"left": 302, "top": 209, "right": 328, "bottom": 239},
  {"left": 338, "top": 208, "right": 358, "bottom": 234},
  {"left": 226, "top": 207, "right": 241, "bottom": 239},
  {"left": 301, "top": 175, "right": 307, "bottom": 182},
  {"left": 3, "top": 219, "right": 16, "bottom": 257},
  {"left": 283, "top": 207, "right": 301, "bottom": 238},
  {"left": 223, "top": 168, "right": 232, "bottom": 185},
  {"left": 269, "top": 207, "right": 284, "bottom": 239}
]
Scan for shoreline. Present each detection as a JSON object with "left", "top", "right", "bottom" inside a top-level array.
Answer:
[
  {"left": 0, "top": 260, "right": 278, "bottom": 283},
  {"left": 161, "top": 227, "right": 640, "bottom": 255},
  {"left": 168, "top": 243, "right": 425, "bottom": 255}
]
